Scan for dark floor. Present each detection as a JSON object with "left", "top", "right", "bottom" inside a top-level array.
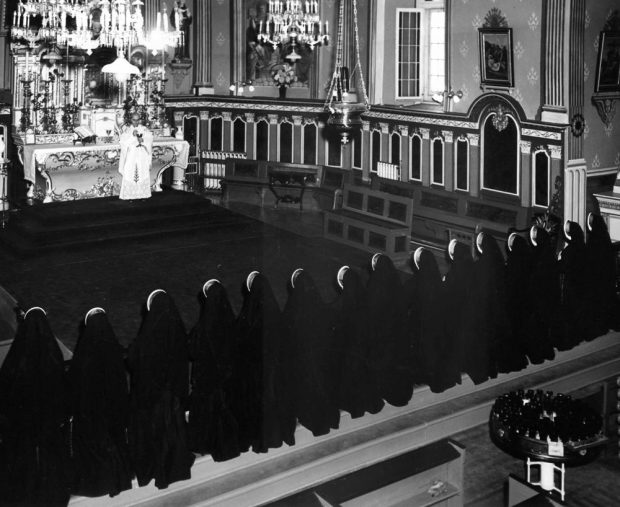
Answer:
[{"left": 0, "top": 198, "right": 377, "bottom": 350}]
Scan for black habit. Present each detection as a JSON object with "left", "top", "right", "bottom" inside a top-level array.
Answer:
[
  {"left": 585, "top": 213, "right": 619, "bottom": 337},
  {"left": 187, "top": 280, "right": 241, "bottom": 461},
  {"left": 68, "top": 308, "right": 133, "bottom": 497},
  {"left": 235, "top": 272, "right": 295, "bottom": 453},
  {"left": 526, "top": 226, "right": 558, "bottom": 363},
  {"left": 330, "top": 266, "right": 384, "bottom": 418},
  {"left": 282, "top": 269, "right": 340, "bottom": 436},
  {"left": 0, "top": 307, "right": 71, "bottom": 507},
  {"left": 442, "top": 240, "right": 473, "bottom": 385},
  {"left": 127, "top": 290, "right": 195, "bottom": 489},
  {"left": 366, "top": 254, "right": 413, "bottom": 407}
]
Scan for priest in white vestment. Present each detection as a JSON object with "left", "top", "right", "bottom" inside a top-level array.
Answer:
[{"left": 118, "top": 114, "right": 153, "bottom": 200}]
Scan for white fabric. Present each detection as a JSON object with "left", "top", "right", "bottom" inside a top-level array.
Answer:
[{"left": 118, "top": 125, "right": 153, "bottom": 200}]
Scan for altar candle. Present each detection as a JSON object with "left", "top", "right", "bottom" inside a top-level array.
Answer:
[
  {"left": 13, "top": 11, "right": 16, "bottom": 26},
  {"left": 157, "top": 12, "right": 161, "bottom": 30},
  {"left": 164, "top": 10, "right": 169, "bottom": 31},
  {"left": 259, "top": 20, "right": 263, "bottom": 33},
  {"left": 325, "top": 21, "right": 328, "bottom": 34}
]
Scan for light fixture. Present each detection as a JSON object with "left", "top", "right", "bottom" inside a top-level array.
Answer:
[
  {"left": 431, "top": 89, "right": 464, "bottom": 105},
  {"left": 102, "top": 52, "right": 141, "bottom": 82},
  {"left": 230, "top": 81, "right": 255, "bottom": 96},
  {"left": 258, "top": 0, "right": 328, "bottom": 62},
  {"left": 325, "top": 0, "right": 369, "bottom": 144}
]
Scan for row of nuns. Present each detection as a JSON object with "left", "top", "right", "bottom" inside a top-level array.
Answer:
[{"left": 0, "top": 214, "right": 617, "bottom": 506}]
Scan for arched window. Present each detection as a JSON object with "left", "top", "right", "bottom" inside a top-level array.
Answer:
[
  {"left": 233, "top": 117, "right": 246, "bottom": 153},
  {"left": 390, "top": 131, "right": 401, "bottom": 165},
  {"left": 279, "top": 121, "right": 293, "bottom": 163},
  {"left": 303, "top": 122, "right": 317, "bottom": 165},
  {"left": 256, "top": 120, "right": 269, "bottom": 161},
  {"left": 454, "top": 136, "right": 469, "bottom": 191},
  {"left": 326, "top": 134, "right": 342, "bottom": 167},
  {"left": 182, "top": 115, "right": 199, "bottom": 156},
  {"left": 409, "top": 133, "right": 422, "bottom": 181},
  {"left": 210, "top": 116, "right": 223, "bottom": 151},
  {"left": 482, "top": 113, "right": 519, "bottom": 195},
  {"left": 431, "top": 136, "right": 444, "bottom": 186},
  {"left": 533, "top": 149, "right": 550, "bottom": 208},
  {"left": 371, "top": 129, "right": 381, "bottom": 172}
]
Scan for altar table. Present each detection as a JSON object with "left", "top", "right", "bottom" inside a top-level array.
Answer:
[{"left": 19, "top": 137, "right": 190, "bottom": 202}]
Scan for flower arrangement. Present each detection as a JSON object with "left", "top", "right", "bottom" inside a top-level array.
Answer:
[{"left": 272, "top": 64, "right": 297, "bottom": 88}]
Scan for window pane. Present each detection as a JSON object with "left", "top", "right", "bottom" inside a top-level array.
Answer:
[
  {"left": 432, "top": 139, "right": 443, "bottom": 185},
  {"left": 534, "top": 152, "right": 549, "bottom": 206},
  {"left": 303, "top": 123, "right": 316, "bottom": 165},
  {"left": 280, "top": 122, "right": 293, "bottom": 163},
  {"left": 410, "top": 135, "right": 421, "bottom": 180},
  {"left": 456, "top": 139, "right": 468, "bottom": 190},
  {"left": 397, "top": 10, "right": 421, "bottom": 98}
]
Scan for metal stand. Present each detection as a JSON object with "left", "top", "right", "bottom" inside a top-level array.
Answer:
[{"left": 0, "top": 161, "right": 9, "bottom": 227}]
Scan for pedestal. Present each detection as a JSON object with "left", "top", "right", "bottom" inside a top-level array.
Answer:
[{"left": 594, "top": 191, "right": 620, "bottom": 242}]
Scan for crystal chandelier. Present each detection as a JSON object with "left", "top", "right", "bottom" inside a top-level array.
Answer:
[
  {"left": 10, "top": 0, "right": 180, "bottom": 56},
  {"left": 325, "top": 0, "right": 370, "bottom": 144},
  {"left": 258, "top": 0, "right": 328, "bottom": 62}
]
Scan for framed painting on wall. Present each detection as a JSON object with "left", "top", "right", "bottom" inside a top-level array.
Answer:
[
  {"left": 594, "top": 31, "right": 620, "bottom": 93},
  {"left": 479, "top": 28, "right": 514, "bottom": 88}
]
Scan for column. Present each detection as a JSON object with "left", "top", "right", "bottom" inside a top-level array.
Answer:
[
  {"left": 245, "top": 113, "right": 256, "bottom": 159},
  {"left": 442, "top": 130, "right": 454, "bottom": 191},
  {"left": 361, "top": 120, "right": 371, "bottom": 182},
  {"left": 420, "top": 128, "right": 430, "bottom": 187},
  {"left": 520, "top": 140, "right": 532, "bottom": 208},
  {"left": 199, "top": 110, "right": 210, "bottom": 154},
  {"left": 144, "top": 0, "right": 158, "bottom": 31},
  {"left": 568, "top": 0, "right": 585, "bottom": 160},
  {"left": 222, "top": 111, "right": 232, "bottom": 152},
  {"left": 399, "top": 126, "right": 409, "bottom": 183},
  {"left": 193, "top": 0, "right": 213, "bottom": 92},
  {"left": 268, "top": 114, "right": 279, "bottom": 161},
  {"left": 467, "top": 133, "right": 480, "bottom": 197},
  {"left": 562, "top": 148, "right": 587, "bottom": 230},
  {"left": 293, "top": 116, "right": 303, "bottom": 164},
  {"left": 541, "top": 0, "right": 568, "bottom": 123}
]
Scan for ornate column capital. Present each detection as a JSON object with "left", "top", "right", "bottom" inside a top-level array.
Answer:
[
  {"left": 442, "top": 130, "right": 454, "bottom": 143},
  {"left": 292, "top": 115, "right": 303, "bottom": 127},
  {"left": 173, "top": 111, "right": 185, "bottom": 125},
  {"left": 245, "top": 112, "right": 255, "bottom": 123},
  {"left": 199, "top": 111, "right": 210, "bottom": 121},
  {"left": 222, "top": 111, "right": 233, "bottom": 122},
  {"left": 419, "top": 127, "right": 430, "bottom": 140},
  {"left": 380, "top": 122, "right": 390, "bottom": 134},
  {"left": 362, "top": 120, "right": 371, "bottom": 132},
  {"left": 549, "top": 144, "right": 563, "bottom": 159},
  {"left": 466, "top": 133, "right": 479, "bottom": 146},
  {"left": 399, "top": 125, "right": 409, "bottom": 136},
  {"left": 520, "top": 140, "right": 532, "bottom": 154},
  {"left": 268, "top": 114, "right": 279, "bottom": 125}
]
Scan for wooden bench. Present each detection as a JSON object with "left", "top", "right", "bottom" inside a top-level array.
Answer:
[{"left": 324, "top": 184, "right": 413, "bottom": 262}]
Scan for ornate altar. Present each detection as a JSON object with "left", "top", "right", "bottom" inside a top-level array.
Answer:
[{"left": 18, "top": 137, "right": 189, "bottom": 202}]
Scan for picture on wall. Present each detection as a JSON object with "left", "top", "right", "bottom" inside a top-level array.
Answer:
[
  {"left": 594, "top": 31, "right": 620, "bottom": 93},
  {"left": 479, "top": 28, "right": 514, "bottom": 88},
  {"left": 244, "top": 0, "right": 312, "bottom": 87}
]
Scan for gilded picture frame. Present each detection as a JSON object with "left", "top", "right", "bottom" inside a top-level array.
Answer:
[{"left": 479, "top": 27, "right": 514, "bottom": 88}]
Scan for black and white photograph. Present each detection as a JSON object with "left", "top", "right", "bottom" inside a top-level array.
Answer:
[{"left": 0, "top": 1, "right": 619, "bottom": 506}]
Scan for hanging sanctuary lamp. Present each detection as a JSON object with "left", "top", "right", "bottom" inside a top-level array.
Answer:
[{"left": 324, "top": 0, "right": 369, "bottom": 144}]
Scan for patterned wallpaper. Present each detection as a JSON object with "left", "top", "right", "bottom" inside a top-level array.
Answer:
[
  {"left": 583, "top": 1, "right": 620, "bottom": 174},
  {"left": 450, "top": 0, "right": 542, "bottom": 119}
]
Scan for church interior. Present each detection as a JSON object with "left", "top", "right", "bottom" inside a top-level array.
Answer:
[{"left": 0, "top": 0, "right": 619, "bottom": 506}]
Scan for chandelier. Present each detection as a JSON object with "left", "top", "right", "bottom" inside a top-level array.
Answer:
[
  {"left": 325, "top": 0, "right": 369, "bottom": 144},
  {"left": 10, "top": 0, "right": 179, "bottom": 56},
  {"left": 258, "top": 0, "right": 328, "bottom": 61}
]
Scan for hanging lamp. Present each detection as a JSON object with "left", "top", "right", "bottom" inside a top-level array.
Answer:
[{"left": 324, "top": 0, "right": 370, "bottom": 145}]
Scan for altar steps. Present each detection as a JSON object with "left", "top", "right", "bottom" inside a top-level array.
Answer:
[{"left": 0, "top": 190, "right": 255, "bottom": 255}]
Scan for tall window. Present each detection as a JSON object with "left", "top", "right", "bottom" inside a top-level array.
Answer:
[
  {"left": 256, "top": 120, "right": 269, "bottom": 161},
  {"left": 210, "top": 117, "right": 223, "bottom": 151},
  {"left": 533, "top": 150, "right": 550, "bottom": 207},
  {"left": 396, "top": 2, "right": 445, "bottom": 100},
  {"left": 482, "top": 114, "right": 519, "bottom": 195},
  {"left": 279, "top": 121, "right": 293, "bottom": 163},
  {"left": 455, "top": 136, "right": 469, "bottom": 191},
  {"left": 233, "top": 118, "right": 246, "bottom": 153},
  {"left": 303, "top": 123, "right": 317, "bottom": 165},
  {"left": 371, "top": 129, "right": 381, "bottom": 172},
  {"left": 390, "top": 132, "right": 401, "bottom": 165},
  {"left": 409, "top": 134, "right": 422, "bottom": 181},
  {"left": 431, "top": 137, "right": 444, "bottom": 186}
]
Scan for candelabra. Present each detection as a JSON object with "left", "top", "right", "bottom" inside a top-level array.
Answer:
[
  {"left": 20, "top": 77, "right": 34, "bottom": 133},
  {"left": 258, "top": 0, "right": 328, "bottom": 61}
]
